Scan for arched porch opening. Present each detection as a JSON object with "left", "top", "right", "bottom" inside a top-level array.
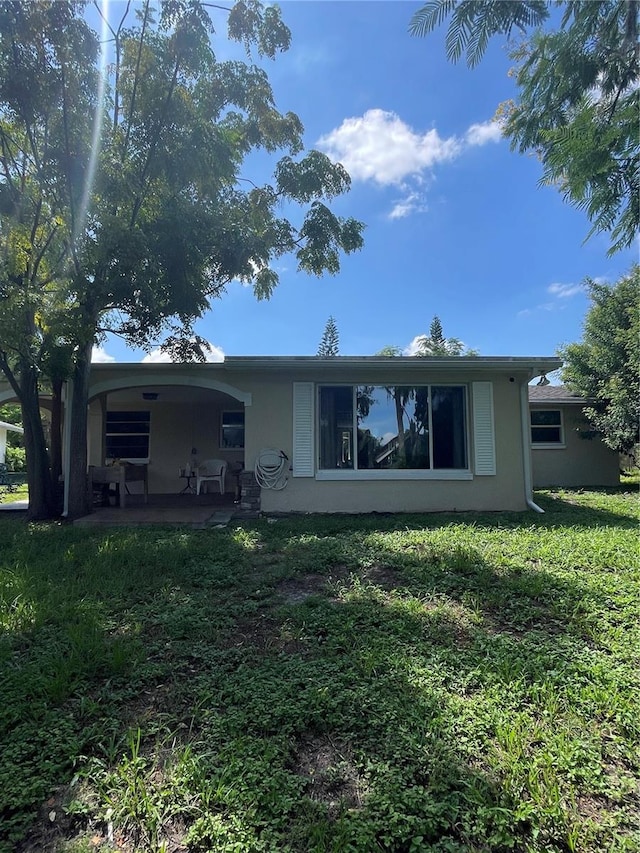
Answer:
[{"left": 88, "top": 379, "right": 250, "bottom": 499}]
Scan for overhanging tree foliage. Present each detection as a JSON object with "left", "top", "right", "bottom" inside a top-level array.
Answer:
[
  {"left": 0, "top": 0, "right": 364, "bottom": 519},
  {"left": 560, "top": 266, "right": 639, "bottom": 456},
  {"left": 409, "top": 1, "right": 639, "bottom": 255}
]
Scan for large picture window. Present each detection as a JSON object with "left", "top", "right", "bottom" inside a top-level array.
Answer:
[
  {"left": 319, "top": 385, "right": 468, "bottom": 471},
  {"left": 530, "top": 409, "right": 563, "bottom": 445},
  {"left": 105, "top": 411, "right": 150, "bottom": 461}
]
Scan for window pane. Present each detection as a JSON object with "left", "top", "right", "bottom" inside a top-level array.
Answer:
[
  {"left": 106, "top": 411, "right": 150, "bottom": 459},
  {"left": 106, "top": 435, "right": 150, "bottom": 458},
  {"left": 319, "top": 386, "right": 354, "bottom": 469},
  {"left": 531, "top": 410, "right": 561, "bottom": 426},
  {"left": 319, "top": 385, "right": 468, "bottom": 472},
  {"left": 356, "top": 386, "right": 431, "bottom": 470},
  {"left": 221, "top": 411, "right": 245, "bottom": 448},
  {"left": 531, "top": 426, "right": 562, "bottom": 443},
  {"left": 106, "top": 411, "right": 150, "bottom": 433},
  {"left": 432, "top": 386, "right": 467, "bottom": 469}
]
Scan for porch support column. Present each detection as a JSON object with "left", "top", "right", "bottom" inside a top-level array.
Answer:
[{"left": 99, "top": 394, "right": 107, "bottom": 464}]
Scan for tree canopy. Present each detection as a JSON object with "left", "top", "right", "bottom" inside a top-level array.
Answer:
[
  {"left": 317, "top": 315, "right": 340, "bottom": 356},
  {"left": 409, "top": 1, "right": 639, "bottom": 255},
  {"left": 560, "top": 266, "right": 639, "bottom": 455},
  {"left": 0, "top": 0, "right": 364, "bottom": 518},
  {"left": 414, "top": 315, "right": 477, "bottom": 356}
]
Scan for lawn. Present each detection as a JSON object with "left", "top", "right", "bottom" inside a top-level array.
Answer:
[
  {"left": 0, "top": 482, "right": 28, "bottom": 504},
  {"left": 0, "top": 489, "right": 638, "bottom": 853}
]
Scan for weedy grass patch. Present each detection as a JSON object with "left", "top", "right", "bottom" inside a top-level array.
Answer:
[{"left": 0, "top": 489, "right": 638, "bottom": 852}]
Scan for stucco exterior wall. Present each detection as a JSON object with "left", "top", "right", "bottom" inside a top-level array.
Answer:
[
  {"left": 85, "top": 362, "right": 541, "bottom": 513},
  {"left": 531, "top": 404, "right": 619, "bottom": 488},
  {"left": 243, "top": 368, "right": 530, "bottom": 513}
]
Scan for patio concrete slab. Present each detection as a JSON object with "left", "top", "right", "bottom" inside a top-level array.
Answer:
[{"left": 74, "top": 504, "right": 225, "bottom": 527}]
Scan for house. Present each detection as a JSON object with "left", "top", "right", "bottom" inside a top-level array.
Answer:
[
  {"left": 2, "top": 357, "right": 623, "bottom": 515},
  {"left": 528, "top": 385, "right": 620, "bottom": 488},
  {"left": 0, "top": 420, "right": 23, "bottom": 465},
  {"left": 77, "top": 356, "right": 563, "bottom": 515}
]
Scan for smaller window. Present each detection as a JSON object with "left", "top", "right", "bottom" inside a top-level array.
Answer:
[
  {"left": 221, "top": 411, "right": 245, "bottom": 449},
  {"left": 530, "top": 409, "right": 563, "bottom": 445},
  {"left": 106, "top": 411, "right": 150, "bottom": 461}
]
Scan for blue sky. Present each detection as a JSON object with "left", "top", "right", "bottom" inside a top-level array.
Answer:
[{"left": 94, "top": 1, "right": 638, "bottom": 366}]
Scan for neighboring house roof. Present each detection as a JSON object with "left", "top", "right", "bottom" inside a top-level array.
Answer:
[
  {"left": 0, "top": 420, "right": 23, "bottom": 434},
  {"left": 528, "top": 385, "right": 587, "bottom": 405}
]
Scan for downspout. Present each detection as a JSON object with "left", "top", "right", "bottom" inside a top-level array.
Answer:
[
  {"left": 520, "top": 380, "right": 544, "bottom": 513},
  {"left": 62, "top": 379, "right": 74, "bottom": 518}
]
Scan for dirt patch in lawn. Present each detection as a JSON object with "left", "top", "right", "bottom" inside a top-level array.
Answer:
[
  {"left": 359, "top": 564, "right": 401, "bottom": 588},
  {"left": 293, "top": 735, "right": 366, "bottom": 818},
  {"left": 277, "top": 565, "right": 401, "bottom": 605},
  {"left": 277, "top": 573, "right": 330, "bottom": 603}
]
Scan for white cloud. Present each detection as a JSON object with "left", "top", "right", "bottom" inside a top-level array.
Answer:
[
  {"left": 317, "top": 109, "right": 503, "bottom": 219},
  {"left": 404, "top": 335, "right": 426, "bottom": 356},
  {"left": 547, "top": 282, "right": 586, "bottom": 299},
  {"left": 141, "top": 341, "right": 225, "bottom": 363},
  {"left": 389, "top": 192, "right": 428, "bottom": 220},
  {"left": 517, "top": 303, "right": 555, "bottom": 318},
  {"left": 141, "top": 348, "right": 172, "bottom": 364},
  {"left": 465, "top": 120, "right": 502, "bottom": 146},
  {"left": 317, "top": 109, "right": 460, "bottom": 187},
  {"left": 91, "top": 346, "right": 115, "bottom": 363},
  {"left": 519, "top": 278, "right": 589, "bottom": 317}
]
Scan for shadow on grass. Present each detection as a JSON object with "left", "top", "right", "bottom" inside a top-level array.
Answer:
[{"left": 0, "top": 503, "right": 637, "bottom": 852}]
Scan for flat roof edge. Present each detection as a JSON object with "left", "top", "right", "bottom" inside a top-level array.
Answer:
[{"left": 90, "top": 356, "right": 562, "bottom": 371}]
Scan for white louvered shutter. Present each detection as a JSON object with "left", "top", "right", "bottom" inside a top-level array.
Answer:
[
  {"left": 292, "top": 382, "right": 315, "bottom": 477},
  {"left": 472, "top": 382, "right": 496, "bottom": 475}
]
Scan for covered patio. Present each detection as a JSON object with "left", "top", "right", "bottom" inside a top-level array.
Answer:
[{"left": 84, "top": 368, "right": 250, "bottom": 518}]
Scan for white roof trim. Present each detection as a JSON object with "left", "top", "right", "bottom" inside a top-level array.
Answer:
[{"left": 88, "top": 356, "right": 562, "bottom": 378}]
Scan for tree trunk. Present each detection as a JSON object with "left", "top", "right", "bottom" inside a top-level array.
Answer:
[
  {"left": 19, "top": 364, "right": 56, "bottom": 520},
  {"left": 66, "top": 341, "right": 93, "bottom": 519},
  {"left": 49, "top": 377, "right": 64, "bottom": 516}
]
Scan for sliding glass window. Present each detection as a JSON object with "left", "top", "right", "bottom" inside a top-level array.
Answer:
[{"left": 318, "top": 385, "right": 467, "bottom": 471}]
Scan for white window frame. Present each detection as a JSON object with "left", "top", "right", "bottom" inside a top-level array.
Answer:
[
  {"left": 220, "top": 410, "right": 245, "bottom": 450},
  {"left": 105, "top": 410, "right": 151, "bottom": 463},
  {"left": 315, "top": 383, "right": 472, "bottom": 481},
  {"left": 530, "top": 408, "right": 565, "bottom": 449}
]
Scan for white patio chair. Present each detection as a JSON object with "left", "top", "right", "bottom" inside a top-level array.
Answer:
[{"left": 196, "top": 459, "right": 227, "bottom": 495}]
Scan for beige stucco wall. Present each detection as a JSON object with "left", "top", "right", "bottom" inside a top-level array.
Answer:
[
  {"left": 86, "top": 363, "right": 534, "bottom": 512},
  {"left": 531, "top": 404, "right": 619, "bottom": 488},
  {"left": 243, "top": 368, "right": 530, "bottom": 513}
]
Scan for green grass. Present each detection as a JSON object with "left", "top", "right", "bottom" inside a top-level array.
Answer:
[
  {"left": 1, "top": 489, "right": 638, "bottom": 853},
  {"left": 0, "top": 482, "right": 28, "bottom": 503}
]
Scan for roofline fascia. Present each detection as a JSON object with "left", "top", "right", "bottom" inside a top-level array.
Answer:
[
  {"left": 529, "top": 398, "right": 587, "bottom": 405},
  {"left": 89, "top": 356, "right": 563, "bottom": 378}
]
